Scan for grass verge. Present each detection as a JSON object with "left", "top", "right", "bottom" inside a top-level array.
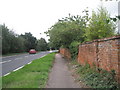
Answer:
[
  {"left": 2, "top": 52, "right": 28, "bottom": 57},
  {"left": 2, "top": 53, "right": 55, "bottom": 88},
  {"left": 68, "top": 60, "right": 119, "bottom": 89}
]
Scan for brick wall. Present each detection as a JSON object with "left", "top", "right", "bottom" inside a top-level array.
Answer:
[
  {"left": 78, "top": 35, "right": 120, "bottom": 82},
  {"left": 59, "top": 48, "right": 71, "bottom": 60},
  {"left": 59, "top": 35, "right": 120, "bottom": 82},
  {"left": 78, "top": 42, "right": 98, "bottom": 67}
]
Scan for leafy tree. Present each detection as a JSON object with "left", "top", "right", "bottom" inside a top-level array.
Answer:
[
  {"left": 1, "top": 24, "right": 38, "bottom": 54},
  {"left": 69, "top": 41, "right": 80, "bottom": 59},
  {"left": 2, "top": 24, "right": 11, "bottom": 54},
  {"left": 46, "top": 14, "right": 87, "bottom": 48},
  {"left": 8, "top": 31, "right": 19, "bottom": 53},
  {"left": 10, "top": 35, "right": 26, "bottom": 53},
  {"left": 100, "top": 0, "right": 120, "bottom": 22},
  {"left": 1, "top": 24, "right": 27, "bottom": 54},
  {"left": 36, "top": 38, "right": 48, "bottom": 51},
  {"left": 85, "top": 6, "right": 116, "bottom": 41},
  {"left": 46, "top": 7, "right": 116, "bottom": 59},
  {"left": 17, "top": 36, "right": 26, "bottom": 52},
  {"left": 21, "top": 32, "right": 37, "bottom": 51}
]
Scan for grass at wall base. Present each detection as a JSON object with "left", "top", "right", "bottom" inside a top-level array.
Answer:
[{"left": 69, "top": 60, "right": 119, "bottom": 89}]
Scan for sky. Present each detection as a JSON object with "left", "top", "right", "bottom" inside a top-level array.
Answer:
[{"left": 0, "top": 0, "right": 119, "bottom": 41}]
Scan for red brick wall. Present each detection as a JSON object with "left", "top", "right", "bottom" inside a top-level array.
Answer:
[
  {"left": 78, "top": 42, "right": 98, "bottom": 67},
  {"left": 59, "top": 35, "right": 120, "bottom": 82},
  {"left": 59, "top": 48, "right": 71, "bottom": 60},
  {"left": 78, "top": 35, "right": 120, "bottom": 82}
]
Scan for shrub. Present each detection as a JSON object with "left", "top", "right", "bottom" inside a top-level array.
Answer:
[
  {"left": 69, "top": 41, "right": 80, "bottom": 60},
  {"left": 75, "top": 63, "right": 119, "bottom": 89}
]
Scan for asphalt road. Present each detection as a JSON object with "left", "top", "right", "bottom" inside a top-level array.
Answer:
[{"left": 1, "top": 51, "right": 56, "bottom": 76}]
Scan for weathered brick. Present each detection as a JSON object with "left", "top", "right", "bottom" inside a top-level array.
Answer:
[
  {"left": 59, "top": 48, "right": 71, "bottom": 60},
  {"left": 77, "top": 35, "right": 120, "bottom": 83},
  {"left": 59, "top": 35, "right": 120, "bottom": 83}
]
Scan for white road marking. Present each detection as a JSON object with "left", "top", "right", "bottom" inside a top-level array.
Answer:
[
  {"left": 49, "top": 50, "right": 53, "bottom": 52},
  {"left": 12, "top": 54, "right": 47, "bottom": 72},
  {"left": 0, "top": 60, "right": 12, "bottom": 64},
  {"left": 27, "top": 54, "right": 47, "bottom": 65},
  {"left": 15, "top": 57, "right": 22, "bottom": 60},
  {"left": 13, "top": 65, "right": 24, "bottom": 72},
  {"left": 27, "top": 61, "right": 32, "bottom": 64},
  {"left": 2, "top": 55, "right": 17, "bottom": 58},
  {"left": 3, "top": 65, "right": 25, "bottom": 76},
  {"left": 25, "top": 56, "right": 29, "bottom": 57},
  {"left": 3, "top": 54, "right": 48, "bottom": 76},
  {"left": 41, "top": 55, "right": 47, "bottom": 58},
  {"left": 31, "top": 55, "right": 35, "bottom": 56},
  {"left": 4, "top": 73, "right": 10, "bottom": 76}
]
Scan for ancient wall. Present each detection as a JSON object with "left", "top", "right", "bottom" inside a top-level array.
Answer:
[
  {"left": 59, "top": 48, "right": 71, "bottom": 60},
  {"left": 59, "top": 35, "right": 120, "bottom": 82},
  {"left": 78, "top": 35, "right": 120, "bottom": 82}
]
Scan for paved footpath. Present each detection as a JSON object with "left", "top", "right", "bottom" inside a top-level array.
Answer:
[{"left": 46, "top": 53, "right": 81, "bottom": 88}]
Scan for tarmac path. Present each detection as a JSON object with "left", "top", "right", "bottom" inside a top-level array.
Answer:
[{"left": 46, "top": 53, "right": 81, "bottom": 88}]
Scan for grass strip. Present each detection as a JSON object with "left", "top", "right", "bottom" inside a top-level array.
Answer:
[
  {"left": 2, "top": 53, "right": 55, "bottom": 88},
  {"left": 2, "top": 52, "right": 28, "bottom": 57}
]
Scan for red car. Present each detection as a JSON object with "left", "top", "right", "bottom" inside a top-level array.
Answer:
[{"left": 29, "top": 49, "right": 37, "bottom": 54}]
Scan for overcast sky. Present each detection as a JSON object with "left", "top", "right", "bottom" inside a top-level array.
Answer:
[{"left": 0, "top": 0, "right": 119, "bottom": 41}]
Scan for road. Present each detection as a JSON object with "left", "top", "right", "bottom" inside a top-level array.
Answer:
[{"left": 1, "top": 51, "right": 56, "bottom": 76}]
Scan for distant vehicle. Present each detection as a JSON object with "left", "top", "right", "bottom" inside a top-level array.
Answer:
[{"left": 29, "top": 49, "right": 37, "bottom": 54}]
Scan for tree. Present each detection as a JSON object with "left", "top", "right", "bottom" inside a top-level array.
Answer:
[
  {"left": 11, "top": 36, "right": 26, "bottom": 52},
  {"left": 21, "top": 32, "right": 37, "bottom": 51},
  {"left": 1, "top": 24, "right": 27, "bottom": 54},
  {"left": 2, "top": 24, "right": 11, "bottom": 54},
  {"left": 36, "top": 38, "right": 48, "bottom": 51},
  {"left": 85, "top": 6, "right": 116, "bottom": 41},
  {"left": 100, "top": 0, "right": 120, "bottom": 22},
  {"left": 46, "top": 14, "right": 87, "bottom": 48},
  {"left": 1, "top": 24, "right": 39, "bottom": 54},
  {"left": 8, "top": 31, "right": 20, "bottom": 53},
  {"left": 0, "top": 25, "right": 2, "bottom": 55}
]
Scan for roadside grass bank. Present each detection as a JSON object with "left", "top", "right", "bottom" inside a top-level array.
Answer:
[
  {"left": 68, "top": 60, "right": 119, "bottom": 89},
  {"left": 2, "top": 53, "right": 55, "bottom": 88},
  {"left": 2, "top": 51, "right": 47, "bottom": 57},
  {"left": 0, "top": 77, "right": 2, "bottom": 89},
  {"left": 2, "top": 52, "right": 28, "bottom": 57}
]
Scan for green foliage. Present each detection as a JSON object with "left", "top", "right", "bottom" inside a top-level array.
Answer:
[
  {"left": 36, "top": 38, "right": 48, "bottom": 51},
  {"left": 2, "top": 53, "right": 55, "bottom": 88},
  {"left": 1, "top": 24, "right": 49, "bottom": 54},
  {"left": 20, "top": 32, "right": 37, "bottom": 51},
  {"left": 75, "top": 63, "right": 119, "bottom": 89},
  {"left": 69, "top": 41, "right": 80, "bottom": 59},
  {"left": 2, "top": 24, "right": 11, "bottom": 54},
  {"left": 1, "top": 24, "right": 27, "bottom": 54},
  {"left": 46, "top": 6, "right": 116, "bottom": 50},
  {"left": 46, "top": 13, "right": 87, "bottom": 48},
  {"left": 85, "top": 6, "right": 115, "bottom": 41}
]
